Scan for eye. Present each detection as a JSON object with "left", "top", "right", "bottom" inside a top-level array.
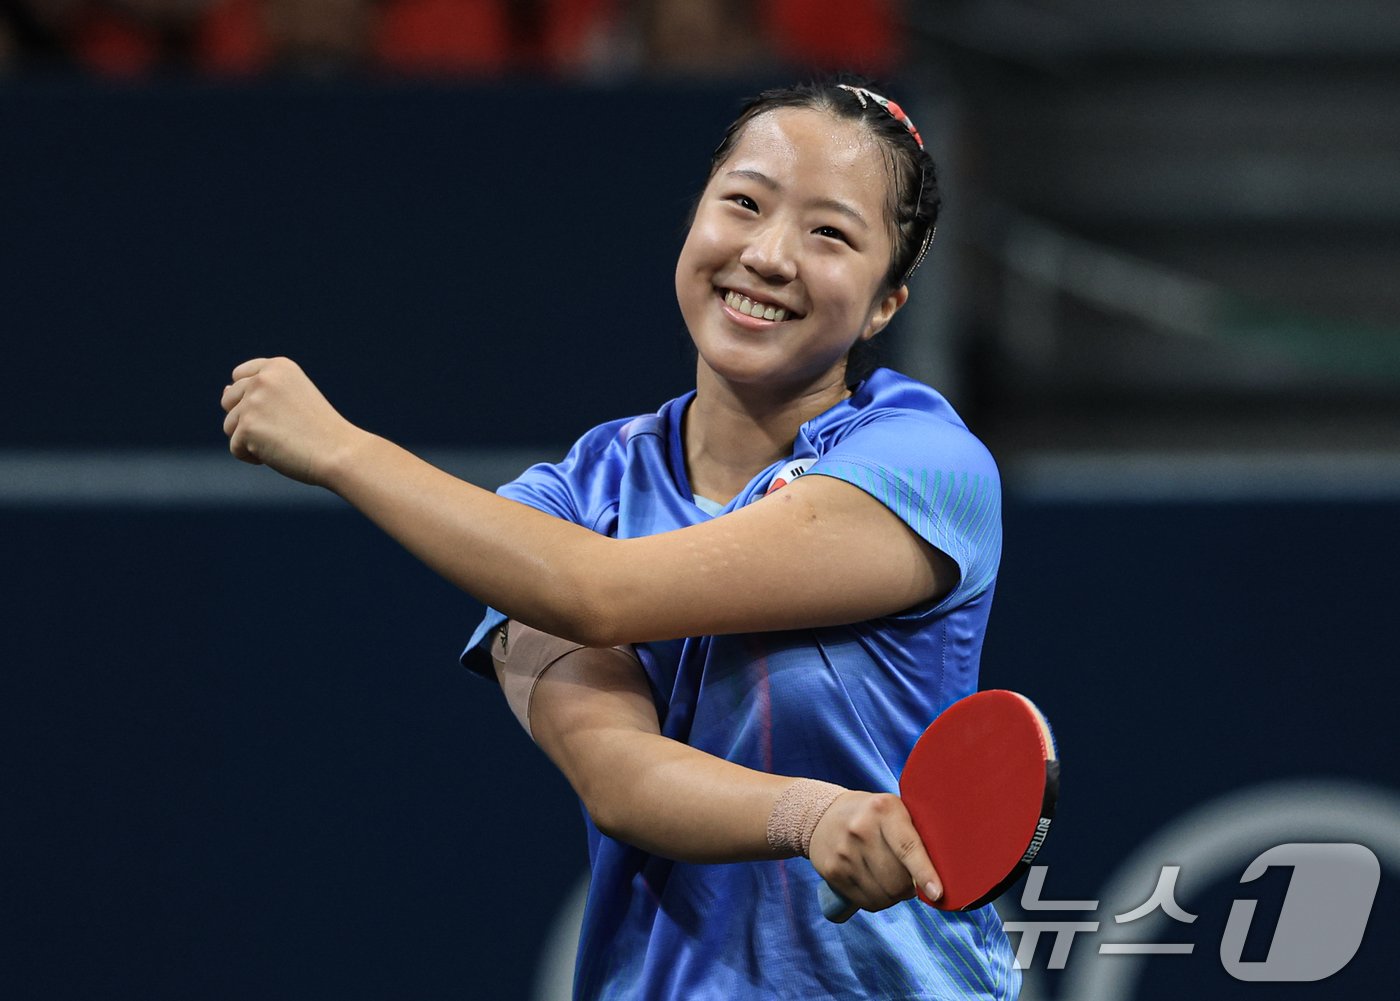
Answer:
[
  {"left": 814, "top": 224, "right": 850, "bottom": 244},
  {"left": 728, "top": 194, "right": 759, "bottom": 212}
]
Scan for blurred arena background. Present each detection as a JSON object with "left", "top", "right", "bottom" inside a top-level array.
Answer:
[{"left": 3, "top": 2, "right": 1397, "bottom": 998}]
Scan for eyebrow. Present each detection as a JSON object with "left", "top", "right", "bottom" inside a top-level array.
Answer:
[{"left": 724, "top": 168, "right": 870, "bottom": 230}]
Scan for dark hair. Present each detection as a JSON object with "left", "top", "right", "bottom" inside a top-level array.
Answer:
[{"left": 706, "top": 76, "right": 940, "bottom": 295}]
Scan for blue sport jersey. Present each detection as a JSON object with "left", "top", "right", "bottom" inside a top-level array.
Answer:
[{"left": 464, "top": 369, "right": 1020, "bottom": 1000}]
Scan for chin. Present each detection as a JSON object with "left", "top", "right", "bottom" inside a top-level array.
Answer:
[
  {"left": 701, "top": 354, "right": 775, "bottom": 387},
  {"left": 701, "top": 349, "right": 841, "bottom": 395}
]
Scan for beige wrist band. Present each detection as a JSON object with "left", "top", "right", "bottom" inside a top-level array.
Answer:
[{"left": 766, "top": 778, "right": 847, "bottom": 858}]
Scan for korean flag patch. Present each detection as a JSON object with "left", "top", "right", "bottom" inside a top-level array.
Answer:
[{"left": 765, "top": 460, "right": 809, "bottom": 495}]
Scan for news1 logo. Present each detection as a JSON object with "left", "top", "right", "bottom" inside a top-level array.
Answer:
[
  {"left": 1006, "top": 842, "right": 1381, "bottom": 982},
  {"left": 1219, "top": 842, "right": 1379, "bottom": 982}
]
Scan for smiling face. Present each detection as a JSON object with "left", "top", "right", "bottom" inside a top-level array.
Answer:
[{"left": 675, "top": 107, "right": 908, "bottom": 397}]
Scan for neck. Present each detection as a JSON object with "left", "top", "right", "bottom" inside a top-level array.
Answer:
[{"left": 683, "top": 364, "right": 853, "bottom": 504}]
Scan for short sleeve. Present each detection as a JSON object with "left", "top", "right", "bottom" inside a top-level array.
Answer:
[
  {"left": 807, "top": 412, "right": 1002, "bottom": 607},
  {"left": 460, "top": 418, "right": 631, "bottom": 674},
  {"left": 494, "top": 440, "right": 601, "bottom": 528}
]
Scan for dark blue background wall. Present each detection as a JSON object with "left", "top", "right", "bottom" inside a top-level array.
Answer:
[
  {"left": 2, "top": 80, "right": 727, "bottom": 450},
  {"left": 4, "top": 82, "right": 1395, "bottom": 1000}
]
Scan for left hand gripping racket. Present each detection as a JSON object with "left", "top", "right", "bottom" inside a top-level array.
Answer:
[{"left": 818, "top": 689, "right": 1059, "bottom": 922}]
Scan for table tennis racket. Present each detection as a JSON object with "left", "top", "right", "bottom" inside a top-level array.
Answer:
[{"left": 818, "top": 689, "right": 1058, "bottom": 922}]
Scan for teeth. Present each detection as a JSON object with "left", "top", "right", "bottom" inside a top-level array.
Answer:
[{"left": 724, "top": 290, "right": 789, "bottom": 322}]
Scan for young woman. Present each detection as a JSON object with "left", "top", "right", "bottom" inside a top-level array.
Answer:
[{"left": 222, "top": 79, "right": 1019, "bottom": 999}]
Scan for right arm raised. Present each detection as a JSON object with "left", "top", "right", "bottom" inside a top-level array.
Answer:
[{"left": 222, "top": 357, "right": 955, "bottom": 647}]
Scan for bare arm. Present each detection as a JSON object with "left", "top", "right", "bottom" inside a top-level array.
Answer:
[
  {"left": 220, "top": 357, "right": 956, "bottom": 646},
  {"left": 497, "top": 622, "right": 944, "bottom": 910},
  {"left": 514, "top": 638, "right": 785, "bottom": 863}
]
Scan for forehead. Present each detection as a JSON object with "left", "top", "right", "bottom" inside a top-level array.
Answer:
[{"left": 717, "top": 108, "right": 891, "bottom": 215}]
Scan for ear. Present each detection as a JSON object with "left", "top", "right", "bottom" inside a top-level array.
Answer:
[{"left": 861, "top": 284, "right": 910, "bottom": 341}]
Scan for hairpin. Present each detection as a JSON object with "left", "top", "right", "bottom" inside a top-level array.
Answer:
[
  {"left": 836, "top": 84, "right": 924, "bottom": 150},
  {"left": 902, "top": 224, "right": 936, "bottom": 285},
  {"left": 837, "top": 84, "right": 935, "bottom": 284}
]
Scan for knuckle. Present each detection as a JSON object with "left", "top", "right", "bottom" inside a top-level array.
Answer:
[
  {"left": 891, "top": 830, "right": 923, "bottom": 860},
  {"left": 865, "top": 793, "right": 901, "bottom": 819},
  {"left": 826, "top": 844, "right": 857, "bottom": 871},
  {"left": 845, "top": 817, "right": 876, "bottom": 845}
]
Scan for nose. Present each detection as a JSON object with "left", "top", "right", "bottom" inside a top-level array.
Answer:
[{"left": 738, "top": 219, "right": 798, "bottom": 283}]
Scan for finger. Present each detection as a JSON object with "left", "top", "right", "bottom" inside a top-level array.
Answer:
[
  {"left": 855, "top": 853, "right": 915, "bottom": 910},
  {"left": 223, "top": 404, "right": 262, "bottom": 464},
  {"left": 231, "top": 357, "right": 270, "bottom": 382},
  {"left": 227, "top": 423, "right": 264, "bottom": 466},
  {"left": 838, "top": 794, "right": 923, "bottom": 907},
  {"left": 220, "top": 380, "right": 249, "bottom": 414},
  {"left": 882, "top": 809, "right": 943, "bottom": 904},
  {"left": 855, "top": 834, "right": 921, "bottom": 907}
]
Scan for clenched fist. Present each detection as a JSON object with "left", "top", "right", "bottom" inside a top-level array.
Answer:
[{"left": 221, "top": 357, "right": 365, "bottom": 487}]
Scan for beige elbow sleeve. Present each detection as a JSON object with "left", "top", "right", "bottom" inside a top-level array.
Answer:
[{"left": 490, "top": 620, "right": 639, "bottom": 739}]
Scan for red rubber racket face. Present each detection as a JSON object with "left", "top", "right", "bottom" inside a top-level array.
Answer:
[{"left": 899, "top": 690, "right": 1058, "bottom": 911}]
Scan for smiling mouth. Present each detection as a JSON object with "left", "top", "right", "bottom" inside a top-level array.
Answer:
[{"left": 721, "top": 289, "right": 797, "bottom": 322}]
